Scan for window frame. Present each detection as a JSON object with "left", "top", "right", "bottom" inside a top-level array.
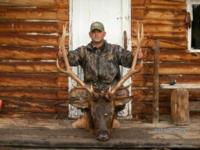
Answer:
[{"left": 187, "top": 0, "right": 200, "bottom": 52}]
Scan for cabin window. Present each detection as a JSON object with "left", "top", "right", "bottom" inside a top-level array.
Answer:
[{"left": 187, "top": 0, "right": 200, "bottom": 52}]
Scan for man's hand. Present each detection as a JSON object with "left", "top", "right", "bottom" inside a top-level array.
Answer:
[
  {"left": 137, "top": 50, "right": 143, "bottom": 59},
  {"left": 57, "top": 49, "right": 63, "bottom": 58}
]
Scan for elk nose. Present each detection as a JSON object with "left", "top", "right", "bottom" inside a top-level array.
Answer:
[{"left": 97, "top": 131, "right": 109, "bottom": 141}]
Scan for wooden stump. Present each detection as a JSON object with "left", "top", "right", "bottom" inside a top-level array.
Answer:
[{"left": 171, "top": 89, "right": 190, "bottom": 125}]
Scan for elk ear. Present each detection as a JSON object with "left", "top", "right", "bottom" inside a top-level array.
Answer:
[
  {"left": 114, "top": 96, "right": 132, "bottom": 107},
  {"left": 69, "top": 88, "right": 91, "bottom": 109},
  {"left": 69, "top": 98, "right": 89, "bottom": 109},
  {"left": 113, "top": 88, "right": 133, "bottom": 106}
]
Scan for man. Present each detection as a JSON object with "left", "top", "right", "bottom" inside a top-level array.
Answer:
[{"left": 60, "top": 21, "right": 143, "bottom": 128}]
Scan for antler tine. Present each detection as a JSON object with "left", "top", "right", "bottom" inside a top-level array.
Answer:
[
  {"left": 109, "top": 21, "right": 144, "bottom": 96},
  {"left": 132, "top": 21, "right": 144, "bottom": 70},
  {"left": 56, "top": 24, "right": 93, "bottom": 94}
]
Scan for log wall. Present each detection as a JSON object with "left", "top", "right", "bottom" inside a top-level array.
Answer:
[
  {"left": 132, "top": 0, "right": 200, "bottom": 120},
  {"left": 0, "top": 0, "right": 69, "bottom": 119},
  {"left": 0, "top": 0, "right": 199, "bottom": 120}
]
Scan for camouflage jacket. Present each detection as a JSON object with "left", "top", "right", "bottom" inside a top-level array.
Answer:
[{"left": 68, "top": 41, "right": 133, "bottom": 90}]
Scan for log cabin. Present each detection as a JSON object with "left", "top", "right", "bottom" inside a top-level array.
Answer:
[{"left": 0, "top": 0, "right": 200, "bottom": 149}]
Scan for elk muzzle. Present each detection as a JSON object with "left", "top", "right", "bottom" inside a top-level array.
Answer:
[{"left": 96, "top": 130, "right": 110, "bottom": 141}]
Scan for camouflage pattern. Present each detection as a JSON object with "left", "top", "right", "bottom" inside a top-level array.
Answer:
[{"left": 68, "top": 40, "right": 133, "bottom": 90}]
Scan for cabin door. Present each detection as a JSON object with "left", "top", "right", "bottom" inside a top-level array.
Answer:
[{"left": 69, "top": 0, "right": 132, "bottom": 119}]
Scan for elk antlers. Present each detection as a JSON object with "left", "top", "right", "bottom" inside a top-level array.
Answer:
[
  {"left": 56, "top": 24, "right": 93, "bottom": 94},
  {"left": 56, "top": 22, "right": 144, "bottom": 99},
  {"left": 109, "top": 21, "right": 144, "bottom": 96}
]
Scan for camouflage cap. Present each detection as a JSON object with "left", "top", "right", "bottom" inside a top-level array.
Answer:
[{"left": 90, "top": 21, "right": 105, "bottom": 32}]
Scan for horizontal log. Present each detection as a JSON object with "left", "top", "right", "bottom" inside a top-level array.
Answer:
[
  {"left": 0, "top": 21, "right": 68, "bottom": 33},
  {"left": 132, "top": 88, "right": 200, "bottom": 102},
  {"left": 0, "top": 0, "right": 68, "bottom": 9},
  {"left": 0, "top": 8, "right": 68, "bottom": 20},
  {"left": 132, "top": 101, "right": 170, "bottom": 114},
  {"left": 146, "top": 4, "right": 185, "bottom": 11},
  {"left": 132, "top": 38, "right": 187, "bottom": 49},
  {"left": 146, "top": 49, "right": 200, "bottom": 62},
  {"left": 132, "top": 0, "right": 185, "bottom": 6},
  {"left": 132, "top": 19, "right": 186, "bottom": 26},
  {"left": 132, "top": 22, "right": 186, "bottom": 33},
  {"left": 0, "top": 46, "right": 58, "bottom": 60},
  {"left": 132, "top": 8, "right": 186, "bottom": 21},
  {"left": 132, "top": 24, "right": 186, "bottom": 39},
  {"left": 0, "top": 111, "right": 68, "bottom": 119},
  {"left": 150, "top": 0, "right": 185, "bottom": 5},
  {"left": 162, "top": 63, "right": 200, "bottom": 75},
  {"left": 132, "top": 74, "right": 200, "bottom": 87},
  {"left": 0, "top": 62, "right": 58, "bottom": 73},
  {"left": 0, "top": 87, "right": 68, "bottom": 100},
  {"left": 132, "top": 0, "right": 146, "bottom": 5},
  {"left": 0, "top": 74, "right": 67, "bottom": 88},
  {"left": 132, "top": 113, "right": 152, "bottom": 121},
  {"left": 132, "top": 89, "right": 153, "bottom": 102},
  {"left": 160, "top": 84, "right": 200, "bottom": 89},
  {"left": 133, "top": 62, "right": 200, "bottom": 75},
  {"left": 160, "top": 75, "right": 200, "bottom": 84},
  {"left": 159, "top": 63, "right": 200, "bottom": 75},
  {"left": 144, "top": 10, "right": 186, "bottom": 21},
  {"left": 132, "top": 32, "right": 186, "bottom": 39},
  {"left": 0, "top": 34, "right": 62, "bottom": 47},
  {"left": 2, "top": 98, "right": 67, "bottom": 113},
  {"left": 190, "top": 101, "right": 200, "bottom": 112}
]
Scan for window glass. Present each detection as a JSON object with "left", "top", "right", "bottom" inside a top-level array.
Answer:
[{"left": 191, "top": 4, "right": 200, "bottom": 49}]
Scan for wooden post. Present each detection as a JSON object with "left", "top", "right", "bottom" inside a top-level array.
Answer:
[
  {"left": 153, "top": 40, "right": 160, "bottom": 123},
  {"left": 171, "top": 88, "right": 190, "bottom": 125}
]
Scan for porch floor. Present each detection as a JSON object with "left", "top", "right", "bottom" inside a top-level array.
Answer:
[{"left": 0, "top": 116, "right": 200, "bottom": 149}]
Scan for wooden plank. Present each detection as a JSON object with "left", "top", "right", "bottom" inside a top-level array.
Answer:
[
  {"left": 160, "top": 84, "right": 200, "bottom": 89},
  {"left": 0, "top": 0, "right": 68, "bottom": 9},
  {"left": 190, "top": 101, "right": 200, "bottom": 112},
  {"left": 150, "top": 0, "right": 185, "bottom": 5},
  {"left": 0, "top": 62, "right": 58, "bottom": 73},
  {"left": 0, "top": 125, "right": 199, "bottom": 149},
  {"left": 144, "top": 10, "right": 186, "bottom": 21},
  {"left": 132, "top": 74, "right": 200, "bottom": 87},
  {"left": 132, "top": 31, "right": 186, "bottom": 39},
  {"left": 146, "top": 49, "right": 200, "bottom": 62},
  {"left": 0, "top": 74, "right": 67, "bottom": 88},
  {"left": 132, "top": 19, "right": 186, "bottom": 26},
  {"left": 2, "top": 98, "right": 67, "bottom": 113},
  {"left": 0, "top": 112, "right": 68, "bottom": 119},
  {"left": 132, "top": 0, "right": 146, "bottom": 5},
  {"left": 132, "top": 23, "right": 186, "bottom": 33},
  {"left": 147, "top": 4, "right": 185, "bottom": 11},
  {"left": 159, "top": 89, "right": 200, "bottom": 101},
  {"left": 0, "top": 8, "right": 68, "bottom": 20},
  {"left": 0, "top": 21, "right": 67, "bottom": 33},
  {"left": 159, "top": 75, "right": 200, "bottom": 84},
  {"left": 0, "top": 46, "right": 58, "bottom": 60},
  {"left": 132, "top": 38, "right": 187, "bottom": 49},
  {"left": 0, "top": 87, "right": 68, "bottom": 100},
  {"left": 159, "top": 63, "right": 200, "bottom": 75},
  {"left": 0, "top": 34, "right": 62, "bottom": 47},
  {"left": 132, "top": 9, "right": 186, "bottom": 21},
  {"left": 132, "top": 88, "right": 200, "bottom": 102},
  {"left": 132, "top": 101, "right": 170, "bottom": 115},
  {"left": 132, "top": 8, "right": 145, "bottom": 19},
  {"left": 153, "top": 40, "right": 160, "bottom": 123},
  {"left": 134, "top": 62, "right": 200, "bottom": 75}
]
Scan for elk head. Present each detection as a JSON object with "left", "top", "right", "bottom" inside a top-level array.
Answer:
[{"left": 56, "top": 22, "right": 144, "bottom": 141}]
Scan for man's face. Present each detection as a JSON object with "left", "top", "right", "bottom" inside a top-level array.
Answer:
[{"left": 89, "top": 29, "right": 106, "bottom": 43}]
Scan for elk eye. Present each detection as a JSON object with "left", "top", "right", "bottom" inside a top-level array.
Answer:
[{"left": 104, "top": 113, "right": 108, "bottom": 117}]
